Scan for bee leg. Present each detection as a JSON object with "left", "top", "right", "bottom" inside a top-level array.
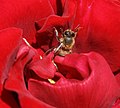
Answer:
[
  {"left": 60, "top": 28, "right": 64, "bottom": 35},
  {"left": 69, "top": 50, "right": 72, "bottom": 53},
  {"left": 44, "top": 47, "right": 54, "bottom": 55},
  {"left": 54, "top": 43, "right": 63, "bottom": 53},
  {"left": 53, "top": 27, "right": 60, "bottom": 42}
]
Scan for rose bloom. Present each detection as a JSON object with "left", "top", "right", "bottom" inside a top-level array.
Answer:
[{"left": 0, "top": 0, "right": 120, "bottom": 108}]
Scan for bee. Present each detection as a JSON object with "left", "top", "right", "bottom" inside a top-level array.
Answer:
[{"left": 53, "top": 25, "right": 81, "bottom": 56}]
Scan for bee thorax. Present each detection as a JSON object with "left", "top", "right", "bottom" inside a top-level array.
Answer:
[{"left": 64, "top": 37, "right": 73, "bottom": 45}]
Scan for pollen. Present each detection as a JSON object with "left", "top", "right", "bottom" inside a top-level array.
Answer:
[
  {"left": 40, "top": 56, "right": 42, "bottom": 59},
  {"left": 48, "top": 79, "right": 56, "bottom": 84}
]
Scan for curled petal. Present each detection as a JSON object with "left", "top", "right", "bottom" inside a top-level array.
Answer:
[
  {"left": 55, "top": 53, "right": 90, "bottom": 79},
  {"left": 35, "top": 15, "right": 69, "bottom": 50},
  {"left": 0, "top": 0, "right": 54, "bottom": 43},
  {"left": 73, "top": 0, "right": 120, "bottom": 71},
  {"left": 1, "top": 89, "right": 20, "bottom": 108},
  {"left": 0, "top": 99, "right": 10, "bottom": 108},
  {"left": 4, "top": 46, "right": 53, "bottom": 108},
  {"left": 49, "top": 0, "right": 65, "bottom": 16},
  {"left": 0, "top": 27, "right": 22, "bottom": 95},
  {"left": 28, "top": 52, "right": 120, "bottom": 108},
  {"left": 112, "top": 98, "right": 120, "bottom": 108},
  {"left": 28, "top": 51, "right": 56, "bottom": 79},
  {"left": 36, "top": 15, "right": 69, "bottom": 32},
  {"left": 115, "top": 72, "right": 120, "bottom": 87}
]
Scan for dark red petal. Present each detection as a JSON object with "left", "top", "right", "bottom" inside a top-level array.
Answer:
[
  {"left": 51, "top": 0, "right": 66, "bottom": 16},
  {"left": 62, "top": 0, "right": 77, "bottom": 17},
  {"left": 55, "top": 53, "right": 90, "bottom": 80},
  {"left": 1, "top": 89, "right": 20, "bottom": 108},
  {"left": 28, "top": 52, "right": 120, "bottom": 108},
  {"left": 0, "top": 99, "right": 10, "bottom": 108},
  {"left": 35, "top": 15, "right": 69, "bottom": 50},
  {"left": 19, "top": 94, "right": 54, "bottom": 108},
  {"left": 71, "top": 0, "right": 93, "bottom": 28},
  {"left": 0, "top": 0, "right": 54, "bottom": 43},
  {"left": 37, "top": 15, "right": 69, "bottom": 33},
  {"left": 73, "top": 0, "right": 120, "bottom": 71},
  {"left": 28, "top": 51, "right": 56, "bottom": 79},
  {"left": 112, "top": 98, "right": 120, "bottom": 108},
  {"left": 115, "top": 71, "right": 120, "bottom": 87},
  {"left": 0, "top": 27, "right": 22, "bottom": 95},
  {"left": 50, "top": 0, "right": 76, "bottom": 17},
  {"left": 4, "top": 47, "right": 53, "bottom": 108}
]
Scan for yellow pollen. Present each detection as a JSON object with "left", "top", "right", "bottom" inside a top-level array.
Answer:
[
  {"left": 40, "top": 56, "right": 42, "bottom": 59},
  {"left": 48, "top": 79, "right": 56, "bottom": 84}
]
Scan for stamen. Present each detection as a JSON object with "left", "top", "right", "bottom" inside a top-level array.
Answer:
[
  {"left": 52, "top": 60, "right": 58, "bottom": 71},
  {"left": 48, "top": 79, "right": 56, "bottom": 84},
  {"left": 23, "top": 38, "right": 43, "bottom": 60},
  {"left": 22, "top": 38, "right": 31, "bottom": 46}
]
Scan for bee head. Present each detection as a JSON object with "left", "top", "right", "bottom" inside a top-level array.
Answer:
[{"left": 63, "top": 30, "right": 75, "bottom": 38}]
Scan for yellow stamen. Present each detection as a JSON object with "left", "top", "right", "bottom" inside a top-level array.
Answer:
[
  {"left": 48, "top": 79, "right": 56, "bottom": 84},
  {"left": 40, "top": 56, "right": 42, "bottom": 59}
]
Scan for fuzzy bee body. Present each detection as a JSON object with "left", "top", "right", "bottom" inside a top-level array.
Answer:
[{"left": 54, "top": 27, "right": 80, "bottom": 56}]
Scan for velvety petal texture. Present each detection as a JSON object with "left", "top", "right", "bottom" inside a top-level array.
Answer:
[
  {"left": 70, "top": 0, "right": 120, "bottom": 72},
  {"left": 28, "top": 52, "right": 120, "bottom": 108},
  {"left": 0, "top": 0, "right": 54, "bottom": 43},
  {"left": 28, "top": 51, "right": 56, "bottom": 79},
  {"left": 0, "top": 99, "right": 10, "bottom": 108},
  {"left": 36, "top": 0, "right": 120, "bottom": 72},
  {"left": 4, "top": 43, "right": 53, "bottom": 108},
  {"left": 0, "top": 0, "right": 120, "bottom": 107},
  {"left": 0, "top": 27, "right": 22, "bottom": 95}
]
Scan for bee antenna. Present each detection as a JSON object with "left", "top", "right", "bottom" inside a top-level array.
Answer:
[
  {"left": 74, "top": 24, "right": 82, "bottom": 33},
  {"left": 60, "top": 28, "right": 64, "bottom": 35},
  {"left": 53, "top": 27, "right": 60, "bottom": 42}
]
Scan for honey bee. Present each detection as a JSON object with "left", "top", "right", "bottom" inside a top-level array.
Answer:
[{"left": 53, "top": 25, "right": 81, "bottom": 56}]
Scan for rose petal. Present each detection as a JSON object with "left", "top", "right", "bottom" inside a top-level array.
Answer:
[
  {"left": 55, "top": 53, "right": 90, "bottom": 80},
  {"left": 115, "top": 71, "right": 120, "bottom": 87},
  {"left": 28, "top": 51, "right": 56, "bottom": 79},
  {"left": 4, "top": 47, "right": 53, "bottom": 108},
  {"left": 36, "top": 0, "right": 120, "bottom": 72},
  {"left": 0, "top": 99, "right": 10, "bottom": 108},
  {"left": 73, "top": 0, "right": 120, "bottom": 72},
  {"left": 0, "top": 27, "right": 22, "bottom": 95},
  {"left": 28, "top": 52, "right": 120, "bottom": 108},
  {"left": 62, "top": 0, "right": 77, "bottom": 17},
  {"left": 19, "top": 94, "right": 54, "bottom": 108},
  {"left": 35, "top": 15, "right": 69, "bottom": 50},
  {"left": 37, "top": 15, "right": 69, "bottom": 32},
  {"left": 112, "top": 98, "right": 120, "bottom": 108},
  {"left": 50, "top": 0, "right": 66, "bottom": 16},
  {"left": 1, "top": 89, "right": 20, "bottom": 108},
  {"left": 0, "top": 0, "right": 54, "bottom": 43},
  {"left": 70, "top": 0, "right": 93, "bottom": 28}
]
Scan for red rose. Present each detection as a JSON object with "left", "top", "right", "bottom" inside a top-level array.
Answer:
[{"left": 0, "top": 0, "right": 120, "bottom": 108}]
